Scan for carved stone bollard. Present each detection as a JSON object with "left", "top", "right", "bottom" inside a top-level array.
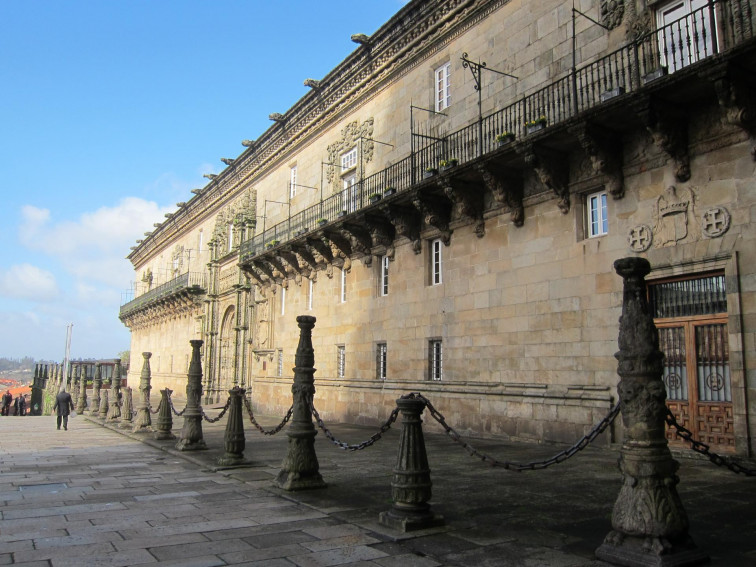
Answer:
[
  {"left": 107, "top": 360, "right": 122, "bottom": 422},
  {"left": 90, "top": 363, "right": 102, "bottom": 416},
  {"left": 154, "top": 388, "right": 176, "bottom": 440},
  {"left": 98, "top": 389, "right": 109, "bottom": 421},
  {"left": 75, "top": 364, "right": 87, "bottom": 414},
  {"left": 132, "top": 353, "right": 153, "bottom": 433},
  {"left": 275, "top": 315, "right": 326, "bottom": 491},
  {"left": 176, "top": 340, "right": 207, "bottom": 451},
  {"left": 379, "top": 396, "right": 444, "bottom": 531},
  {"left": 30, "top": 364, "right": 43, "bottom": 416},
  {"left": 217, "top": 387, "right": 248, "bottom": 467},
  {"left": 596, "top": 257, "right": 708, "bottom": 567},
  {"left": 119, "top": 387, "right": 134, "bottom": 429}
]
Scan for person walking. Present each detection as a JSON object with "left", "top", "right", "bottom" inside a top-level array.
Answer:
[
  {"left": 2, "top": 390, "right": 12, "bottom": 415},
  {"left": 53, "top": 386, "right": 75, "bottom": 430},
  {"left": 18, "top": 394, "right": 27, "bottom": 416}
]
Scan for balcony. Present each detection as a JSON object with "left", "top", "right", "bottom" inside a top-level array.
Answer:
[
  {"left": 239, "top": 0, "right": 755, "bottom": 278},
  {"left": 119, "top": 272, "right": 207, "bottom": 321}
]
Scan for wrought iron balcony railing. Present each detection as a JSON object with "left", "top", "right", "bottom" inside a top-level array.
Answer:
[
  {"left": 119, "top": 272, "right": 206, "bottom": 318},
  {"left": 236, "top": 0, "right": 753, "bottom": 262}
]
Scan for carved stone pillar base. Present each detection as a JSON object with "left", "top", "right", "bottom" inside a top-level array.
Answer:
[
  {"left": 379, "top": 397, "right": 444, "bottom": 532},
  {"left": 131, "top": 409, "right": 152, "bottom": 434},
  {"left": 175, "top": 414, "right": 207, "bottom": 451},
  {"left": 217, "top": 388, "right": 248, "bottom": 467},
  {"left": 154, "top": 389, "right": 175, "bottom": 441},
  {"left": 596, "top": 533, "right": 708, "bottom": 567},
  {"left": 275, "top": 433, "right": 326, "bottom": 490}
]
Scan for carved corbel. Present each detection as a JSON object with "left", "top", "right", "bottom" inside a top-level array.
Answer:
[
  {"left": 323, "top": 230, "right": 353, "bottom": 259},
  {"left": 412, "top": 192, "right": 452, "bottom": 245},
  {"left": 364, "top": 213, "right": 396, "bottom": 249},
  {"left": 306, "top": 237, "right": 334, "bottom": 264},
  {"left": 291, "top": 244, "right": 318, "bottom": 271},
  {"left": 570, "top": 122, "right": 625, "bottom": 199},
  {"left": 439, "top": 178, "right": 485, "bottom": 237},
  {"left": 252, "top": 260, "right": 275, "bottom": 282},
  {"left": 707, "top": 65, "right": 756, "bottom": 135},
  {"left": 383, "top": 203, "right": 422, "bottom": 254},
  {"left": 475, "top": 163, "right": 524, "bottom": 226},
  {"left": 279, "top": 249, "right": 307, "bottom": 277},
  {"left": 519, "top": 143, "right": 570, "bottom": 213},
  {"left": 634, "top": 98, "right": 690, "bottom": 182},
  {"left": 340, "top": 221, "right": 373, "bottom": 258},
  {"left": 264, "top": 256, "right": 289, "bottom": 279}
]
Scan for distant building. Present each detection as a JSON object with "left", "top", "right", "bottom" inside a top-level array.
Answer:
[{"left": 121, "top": 0, "right": 756, "bottom": 456}]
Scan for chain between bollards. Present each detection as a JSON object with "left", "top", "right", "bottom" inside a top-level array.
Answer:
[
  {"left": 242, "top": 396, "right": 293, "bottom": 435},
  {"left": 414, "top": 392, "right": 620, "bottom": 471},
  {"left": 311, "top": 402, "right": 401, "bottom": 451},
  {"left": 201, "top": 396, "right": 232, "bottom": 423},
  {"left": 665, "top": 408, "right": 756, "bottom": 476},
  {"left": 168, "top": 395, "right": 186, "bottom": 417}
]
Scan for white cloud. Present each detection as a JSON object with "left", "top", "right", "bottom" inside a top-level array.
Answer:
[
  {"left": 0, "top": 264, "right": 60, "bottom": 302},
  {"left": 18, "top": 197, "right": 172, "bottom": 285}
]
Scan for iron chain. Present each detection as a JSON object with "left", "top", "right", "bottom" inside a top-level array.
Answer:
[
  {"left": 242, "top": 396, "right": 293, "bottom": 435},
  {"left": 201, "top": 396, "right": 231, "bottom": 423},
  {"left": 665, "top": 408, "right": 756, "bottom": 476},
  {"left": 413, "top": 392, "right": 620, "bottom": 471},
  {"left": 168, "top": 396, "right": 186, "bottom": 417},
  {"left": 311, "top": 401, "right": 400, "bottom": 451}
]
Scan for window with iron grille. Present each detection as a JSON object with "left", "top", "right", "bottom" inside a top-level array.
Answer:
[
  {"left": 376, "top": 342, "right": 387, "bottom": 380},
  {"left": 337, "top": 345, "right": 345, "bottom": 379},
  {"left": 648, "top": 273, "right": 726, "bottom": 319},
  {"left": 428, "top": 339, "right": 442, "bottom": 381}
]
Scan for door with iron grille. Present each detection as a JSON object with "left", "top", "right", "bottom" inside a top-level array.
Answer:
[{"left": 649, "top": 273, "right": 734, "bottom": 452}]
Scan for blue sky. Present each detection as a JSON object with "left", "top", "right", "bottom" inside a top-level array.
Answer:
[{"left": 0, "top": 0, "right": 406, "bottom": 361}]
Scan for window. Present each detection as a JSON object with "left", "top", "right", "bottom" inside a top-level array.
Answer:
[
  {"left": 587, "top": 191, "right": 608, "bottom": 237},
  {"left": 227, "top": 222, "right": 234, "bottom": 253},
  {"left": 341, "top": 147, "right": 357, "bottom": 172},
  {"left": 308, "top": 278, "right": 313, "bottom": 311},
  {"left": 277, "top": 349, "right": 283, "bottom": 377},
  {"left": 656, "top": 0, "right": 717, "bottom": 73},
  {"left": 430, "top": 239, "right": 443, "bottom": 285},
  {"left": 198, "top": 229, "right": 203, "bottom": 253},
  {"left": 435, "top": 62, "right": 451, "bottom": 112},
  {"left": 340, "top": 268, "right": 347, "bottom": 303},
  {"left": 376, "top": 343, "right": 387, "bottom": 380},
  {"left": 337, "top": 345, "right": 345, "bottom": 379},
  {"left": 289, "top": 165, "right": 298, "bottom": 199},
  {"left": 281, "top": 287, "right": 286, "bottom": 316},
  {"left": 342, "top": 173, "right": 359, "bottom": 213},
  {"left": 380, "top": 255, "right": 389, "bottom": 296},
  {"left": 429, "top": 339, "right": 443, "bottom": 381}
]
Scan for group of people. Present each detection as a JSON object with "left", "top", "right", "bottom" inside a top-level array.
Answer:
[{"left": 1, "top": 390, "right": 28, "bottom": 416}]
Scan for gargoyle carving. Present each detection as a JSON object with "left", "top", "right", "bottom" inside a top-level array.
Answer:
[{"left": 475, "top": 164, "right": 524, "bottom": 226}]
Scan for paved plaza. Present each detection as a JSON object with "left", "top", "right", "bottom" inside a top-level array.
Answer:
[{"left": 1, "top": 408, "right": 755, "bottom": 566}]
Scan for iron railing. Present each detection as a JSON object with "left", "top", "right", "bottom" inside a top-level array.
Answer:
[
  {"left": 238, "top": 0, "right": 753, "bottom": 263},
  {"left": 119, "top": 272, "right": 206, "bottom": 317}
]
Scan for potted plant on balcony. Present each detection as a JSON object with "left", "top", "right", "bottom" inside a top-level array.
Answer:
[
  {"left": 440, "top": 158, "right": 458, "bottom": 172},
  {"left": 525, "top": 115, "right": 547, "bottom": 135},
  {"left": 383, "top": 186, "right": 397, "bottom": 197},
  {"left": 317, "top": 217, "right": 328, "bottom": 227},
  {"left": 423, "top": 166, "right": 438, "bottom": 179},
  {"left": 266, "top": 239, "right": 280, "bottom": 249},
  {"left": 369, "top": 193, "right": 382, "bottom": 204},
  {"left": 337, "top": 209, "right": 348, "bottom": 218},
  {"left": 495, "top": 131, "right": 516, "bottom": 146}
]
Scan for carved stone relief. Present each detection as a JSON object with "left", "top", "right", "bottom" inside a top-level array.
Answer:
[
  {"left": 326, "top": 118, "right": 375, "bottom": 187},
  {"left": 210, "top": 188, "right": 257, "bottom": 254},
  {"left": 701, "top": 206, "right": 731, "bottom": 238},
  {"left": 253, "top": 299, "right": 271, "bottom": 349},
  {"left": 651, "top": 186, "right": 699, "bottom": 247},
  {"left": 600, "top": 0, "right": 624, "bottom": 30},
  {"left": 628, "top": 224, "right": 653, "bottom": 253},
  {"left": 171, "top": 245, "right": 184, "bottom": 277}
]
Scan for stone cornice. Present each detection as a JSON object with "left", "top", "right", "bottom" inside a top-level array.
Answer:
[{"left": 127, "top": 0, "right": 507, "bottom": 267}]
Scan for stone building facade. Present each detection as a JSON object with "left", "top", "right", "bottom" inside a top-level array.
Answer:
[{"left": 121, "top": 0, "right": 756, "bottom": 456}]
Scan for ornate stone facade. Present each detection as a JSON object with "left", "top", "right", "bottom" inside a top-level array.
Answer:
[{"left": 122, "top": 0, "right": 756, "bottom": 456}]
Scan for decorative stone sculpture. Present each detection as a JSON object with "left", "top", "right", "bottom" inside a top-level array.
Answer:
[
  {"left": 176, "top": 340, "right": 207, "bottom": 451},
  {"left": 98, "top": 389, "right": 109, "bottom": 421},
  {"left": 132, "top": 353, "right": 153, "bottom": 433},
  {"left": 596, "top": 257, "right": 707, "bottom": 566},
  {"left": 379, "top": 396, "right": 444, "bottom": 531},
  {"left": 275, "top": 315, "right": 326, "bottom": 491},
  {"left": 119, "top": 387, "right": 134, "bottom": 429},
  {"left": 154, "top": 389, "right": 176, "bottom": 440},
  {"left": 90, "top": 363, "right": 102, "bottom": 416},
  {"left": 75, "top": 364, "right": 87, "bottom": 413},
  {"left": 107, "top": 360, "right": 122, "bottom": 421},
  {"left": 217, "top": 387, "right": 248, "bottom": 466},
  {"left": 30, "top": 364, "right": 44, "bottom": 416}
]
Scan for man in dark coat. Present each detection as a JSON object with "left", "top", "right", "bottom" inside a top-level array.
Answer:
[
  {"left": 53, "top": 386, "right": 75, "bottom": 430},
  {"left": 18, "top": 394, "right": 27, "bottom": 416},
  {"left": 0, "top": 390, "right": 10, "bottom": 415}
]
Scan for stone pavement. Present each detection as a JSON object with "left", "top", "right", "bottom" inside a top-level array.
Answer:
[{"left": 1, "top": 408, "right": 755, "bottom": 566}]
